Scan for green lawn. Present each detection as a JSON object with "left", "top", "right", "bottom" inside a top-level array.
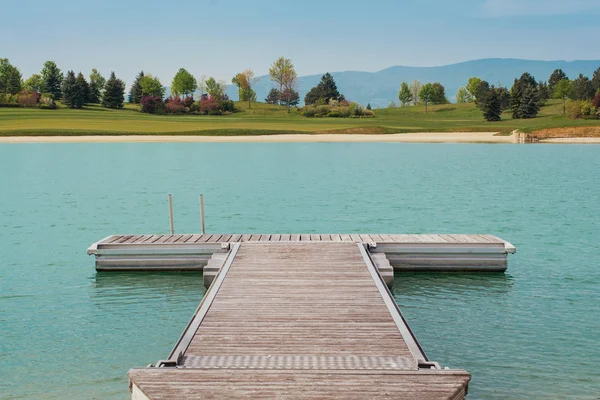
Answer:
[{"left": 0, "top": 100, "right": 598, "bottom": 136}]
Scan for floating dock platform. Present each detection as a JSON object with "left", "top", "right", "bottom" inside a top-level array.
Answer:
[
  {"left": 88, "top": 233, "right": 516, "bottom": 287},
  {"left": 126, "top": 242, "right": 473, "bottom": 399}
]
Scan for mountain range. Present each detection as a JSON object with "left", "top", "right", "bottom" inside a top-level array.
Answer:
[{"left": 223, "top": 58, "right": 600, "bottom": 107}]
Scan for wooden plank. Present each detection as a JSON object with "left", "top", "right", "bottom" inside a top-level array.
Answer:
[
  {"left": 349, "top": 234, "right": 362, "bottom": 242},
  {"left": 280, "top": 234, "right": 291, "bottom": 242},
  {"left": 249, "top": 234, "right": 261, "bottom": 241},
  {"left": 320, "top": 234, "right": 332, "bottom": 241},
  {"left": 241, "top": 234, "right": 252, "bottom": 242},
  {"left": 330, "top": 234, "right": 342, "bottom": 242},
  {"left": 359, "top": 234, "right": 372, "bottom": 243},
  {"left": 229, "top": 234, "right": 243, "bottom": 243},
  {"left": 290, "top": 234, "right": 300, "bottom": 241},
  {"left": 377, "top": 234, "right": 393, "bottom": 242},
  {"left": 259, "top": 234, "right": 271, "bottom": 242},
  {"left": 207, "top": 234, "right": 223, "bottom": 243},
  {"left": 300, "top": 234, "right": 311, "bottom": 241},
  {"left": 103, "top": 235, "right": 122, "bottom": 244},
  {"left": 188, "top": 234, "right": 203, "bottom": 243},
  {"left": 220, "top": 234, "right": 233, "bottom": 242},
  {"left": 310, "top": 234, "right": 321, "bottom": 241},
  {"left": 197, "top": 234, "right": 212, "bottom": 243},
  {"left": 340, "top": 234, "right": 352, "bottom": 242},
  {"left": 175, "top": 234, "right": 193, "bottom": 243},
  {"left": 165, "top": 234, "right": 184, "bottom": 243}
]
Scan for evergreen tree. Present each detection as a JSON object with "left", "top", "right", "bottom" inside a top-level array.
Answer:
[
  {"left": 398, "top": 82, "right": 412, "bottom": 106},
  {"left": 102, "top": 71, "right": 125, "bottom": 109},
  {"left": 592, "top": 67, "right": 600, "bottom": 93},
  {"left": 571, "top": 74, "right": 595, "bottom": 100},
  {"left": 517, "top": 86, "right": 540, "bottom": 119},
  {"left": 537, "top": 81, "right": 549, "bottom": 106},
  {"left": 548, "top": 69, "right": 567, "bottom": 94},
  {"left": 511, "top": 73, "right": 540, "bottom": 119},
  {"left": 304, "top": 73, "right": 341, "bottom": 105},
  {"left": 41, "top": 61, "right": 63, "bottom": 99},
  {"left": 265, "top": 88, "right": 281, "bottom": 104},
  {"left": 6, "top": 65, "right": 22, "bottom": 95},
  {"left": 496, "top": 86, "right": 511, "bottom": 110},
  {"left": 61, "top": 71, "right": 83, "bottom": 108},
  {"left": 281, "top": 88, "right": 300, "bottom": 108},
  {"left": 480, "top": 88, "right": 502, "bottom": 121},
  {"left": 366, "top": 103, "right": 372, "bottom": 110},
  {"left": 76, "top": 72, "right": 90, "bottom": 104},
  {"left": 24, "top": 74, "right": 43, "bottom": 92},
  {"left": 128, "top": 71, "right": 144, "bottom": 103},
  {"left": 89, "top": 69, "right": 105, "bottom": 104}
]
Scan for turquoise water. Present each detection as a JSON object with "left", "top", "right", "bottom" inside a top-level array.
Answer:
[{"left": 1, "top": 143, "right": 599, "bottom": 399}]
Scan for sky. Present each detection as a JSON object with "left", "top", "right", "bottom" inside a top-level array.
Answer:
[{"left": 2, "top": 0, "right": 600, "bottom": 87}]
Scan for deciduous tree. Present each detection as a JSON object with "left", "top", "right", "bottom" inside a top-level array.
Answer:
[
  {"left": 102, "top": 71, "right": 125, "bottom": 109},
  {"left": 409, "top": 80, "right": 422, "bottom": 105},
  {"left": 281, "top": 88, "right": 300, "bottom": 108},
  {"left": 41, "top": 61, "right": 63, "bottom": 99},
  {"left": 24, "top": 74, "right": 43, "bottom": 92},
  {"left": 398, "top": 82, "right": 412, "bottom": 106},
  {"left": 232, "top": 69, "right": 259, "bottom": 108},
  {"left": 171, "top": 68, "right": 197, "bottom": 98},
  {"left": 553, "top": 79, "right": 572, "bottom": 114},
  {"left": 418, "top": 83, "right": 435, "bottom": 112},
  {"left": 89, "top": 69, "right": 106, "bottom": 104},
  {"left": 430, "top": 82, "right": 447, "bottom": 104},
  {"left": 140, "top": 75, "right": 164, "bottom": 98},
  {"left": 269, "top": 57, "right": 295, "bottom": 106},
  {"left": 466, "top": 77, "right": 483, "bottom": 100},
  {"left": 205, "top": 77, "right": 227, "bottom": 99},
  {"left": 455, "top": 87, "right": 472, "bottom": 103}
]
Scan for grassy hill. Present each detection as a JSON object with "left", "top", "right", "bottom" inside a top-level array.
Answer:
[{"left": 0, "top": 100, "right": 599, "bottom": 137}]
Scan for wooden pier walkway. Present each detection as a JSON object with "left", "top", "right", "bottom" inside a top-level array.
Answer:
[{"left": 128, "top": 242, "right": 471, "bottom": 399}]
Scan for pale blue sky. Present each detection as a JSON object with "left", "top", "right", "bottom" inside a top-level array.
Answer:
[{"left": 2, "top": 0, "right": 600, "bottom": 86}]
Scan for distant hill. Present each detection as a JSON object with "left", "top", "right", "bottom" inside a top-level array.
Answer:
[{"left": 224, "top": 58, "right": 600, "bottom": 107}]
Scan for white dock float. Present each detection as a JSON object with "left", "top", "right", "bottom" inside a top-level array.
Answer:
[{"left": 88, "top": 234, "right": 516, "bottom": 287}]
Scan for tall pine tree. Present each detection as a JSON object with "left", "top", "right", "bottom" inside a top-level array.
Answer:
[
  {"left": 76, "top": 72, "right": 90, "bottom": 105},
  {"left": 128, "top": 71, "right": 144, "bottom": 103},
  {"left": 592, "top": 67, "right": 600, "bottom": 93},
  {"left": 511, "top": 73, "right": 540, "bottom": 119},
  {"left": 102, "top": 72, "right": 125, "bottom": 109},
  {"left": 62, "top": 71, "right": 83, "bottom": 108},
  {"left": 548, "top": 69, "right": 567, "bottom": 94},
  {"left": 89, "top": 69, "right": 105, "bottom": 104},
  {"left": 41, "top": 61, "right": 63, "bottom": 99},
  {"left": 304, "top": 73, "right": 341, "bottom": 105}
]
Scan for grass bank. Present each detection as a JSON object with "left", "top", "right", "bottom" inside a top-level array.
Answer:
[{"left": 1, "top": 100, "right": 599, "bottom": 137}]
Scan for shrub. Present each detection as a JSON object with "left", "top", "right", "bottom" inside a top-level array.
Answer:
[
  {"left": 300, "top": 103, "right": 374, "bottom": 118},
  {"left": 189, "top": 103, "right": 200, "bottom": 114},
  {"left": 566, "top": 100, "right": 598, "bottom": 120},
  {"left": 18, "top": 91, "right": 40, "bottom": 107},
  {"left": 219, "top": 99, "right": 235, "bottom": 113},
  {"left": 183, "top": 96, "right": 195, "bottom": 108},
  {"left": 593, "top": 93, "right": 600, "bottom": 108},
  {"left": 140, "top": 96, "right": 165, "bottom": 114},
  {"left": 40, "top": 93, "right": 57, "bottom": 109},
  {"left": 165, "top": 96, "right": 186, "bottom": 114},
  {"left": 198, "top": 96, "right": 220, "bottom": 114}
]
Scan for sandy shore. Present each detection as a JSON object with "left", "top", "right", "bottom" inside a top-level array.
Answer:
[
  {"left": 539, "top": 137, "right": 600, "bottom": 144},
  {"left": 0, "top": 132, "right": 516, "bottom": 143}
]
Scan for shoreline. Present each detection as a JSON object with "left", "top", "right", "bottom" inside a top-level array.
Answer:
[
  {"left": 1, "top": 132, "right": 599, "bottom": 144},
  {"left": 0, "top": 132, "right": 514, "bottom": 143}
]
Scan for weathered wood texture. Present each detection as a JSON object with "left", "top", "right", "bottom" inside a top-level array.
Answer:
[
  {"left": 128, "top": 243, "right": 470, "bottom": 399},
  {"left": 129, "top": 369, "right": 471, "bottom": 400}
]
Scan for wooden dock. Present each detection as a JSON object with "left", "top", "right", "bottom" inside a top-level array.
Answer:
[
  {"left": 88, "top": 233, "right": 516, "bottom": 287},
  {"left": 127, "top": 242, "right": 472, "bottom": 399}
]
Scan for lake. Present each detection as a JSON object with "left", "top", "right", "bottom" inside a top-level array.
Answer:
[{"left": 1, "top": 142, "right": 599, "bottom": 399}]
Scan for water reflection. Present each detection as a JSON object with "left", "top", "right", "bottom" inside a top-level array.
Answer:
[{"left": 392, "top": 272, "right": 514, "bottom": 298}]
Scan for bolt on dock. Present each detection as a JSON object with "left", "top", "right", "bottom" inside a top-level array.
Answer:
[{"left": 88, "top": 233, "right": 515, "bottom": 399}]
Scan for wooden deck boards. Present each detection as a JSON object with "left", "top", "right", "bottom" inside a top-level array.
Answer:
[
  {"left": 96, "top": 233, "right": 506, "bottom": 245},
  {"left": 128, "top": 242, "right": 471, "bottom": 399}
]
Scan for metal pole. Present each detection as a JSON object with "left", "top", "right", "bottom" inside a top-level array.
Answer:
[
  {"left": 168, "top": 194, "right": 174, "bottom": 234},
  {"left": 200, "top": 194, "right": 205, "bottom": 234}
]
